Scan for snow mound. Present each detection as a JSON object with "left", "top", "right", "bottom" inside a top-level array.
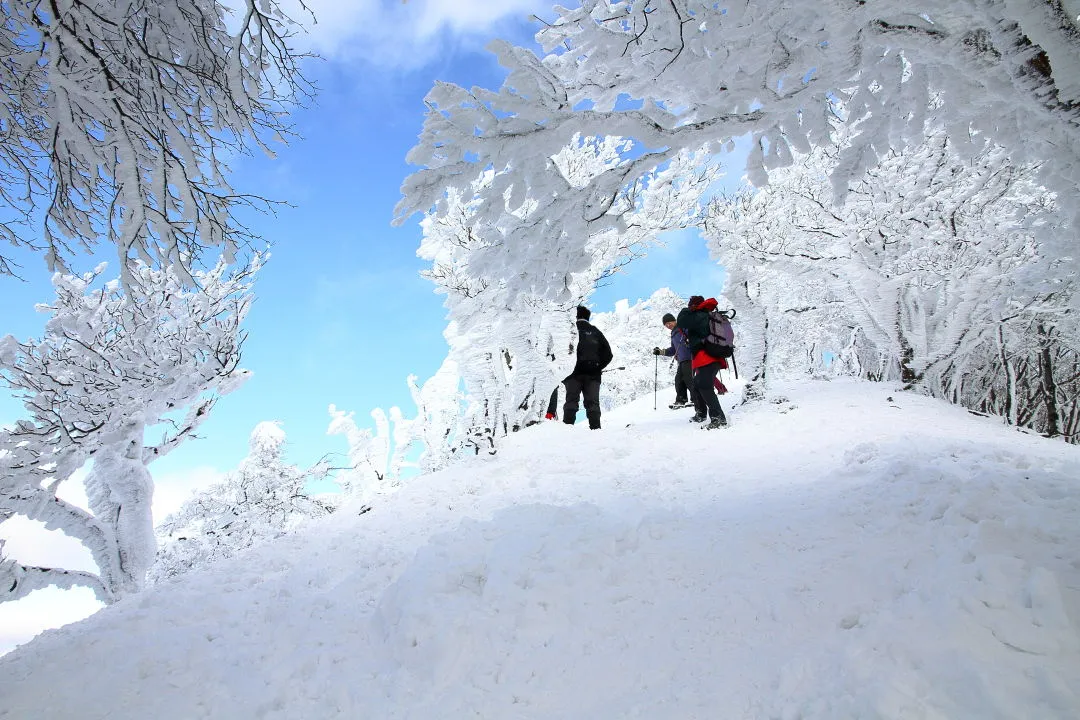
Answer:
[{"left": 2, "top": 380, "right": 1079, "bottom": 719}]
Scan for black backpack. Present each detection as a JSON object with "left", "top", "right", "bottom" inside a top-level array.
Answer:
[
  {"left": 576, "top": 324, "right": 605, "bottom": 372},
  {"left": 702, "top": 309, "right": 736, "bottom": 360}
]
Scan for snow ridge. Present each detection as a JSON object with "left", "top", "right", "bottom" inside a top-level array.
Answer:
[{"left": 1, "top": 380, "right": 1078, "bottom": 719}]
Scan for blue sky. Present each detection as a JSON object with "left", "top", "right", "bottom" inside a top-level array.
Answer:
[{"left": 0, "top": 0, "right": 737, "bottom": 502}]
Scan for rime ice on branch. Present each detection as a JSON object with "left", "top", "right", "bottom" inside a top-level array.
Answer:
[
  {"left": 150, "top": 421, "right": 334, "bottom": 585},
  {"left": 0, "top": 0, "right": 312, "bottom": 282},
  {"left": 398, "top": 1, "right": 1080, "bottom": 302},
  {"left": 416, "top": 135, "right": 714, "bottom": 452},
  {"left": 0, "top": 257, "right": 257, "bottom": 603}
]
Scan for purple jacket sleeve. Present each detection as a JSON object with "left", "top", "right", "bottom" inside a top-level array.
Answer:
[{"left": 669, "top": 328, "right": 692, "bottom": 362}]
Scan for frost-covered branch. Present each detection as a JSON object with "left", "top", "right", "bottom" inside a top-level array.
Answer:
[
  {"left": 398, "top": 1, "right": 1080, "bottom": 309},
  {"left": 415, "top": 136, "right": 716, "bottom": 453},
  {"left": 0, "top": 0, "right": 313, "bottom": 282},
  {"left": 0, "top": 256, "right": 256, "bottom": 602},
  {"left": 705, "top": 121, "right": 1077, "bottom": 436},
  {"left": 150, "top": 421, "right": 334, "bottom": 584},
  {"left": 0, "top": 538, "right": 113, "bottom": 604}
]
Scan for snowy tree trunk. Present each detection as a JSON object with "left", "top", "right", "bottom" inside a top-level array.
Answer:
[
  {"left": 1037, "top": 324, "right": 1062, "bottom": 438},
  {"left": 85, "top": 427, "right": 156, "bottom": 597},
  {"left": 998, "top": 324, "right": 1018, "bottom": 427},
  {"left": 897, "top": 290, "right": 920, "bottom": 388},
  {"left": 733, "top": 280, "right": 767, "bottom": 402},
  {"left": 833, "top": 328, "right": 863, "bottom": 378},
  {"left": 1064, "top": 396, "right": 1080, "bottom": 442},
  {"left": 745, "top": 313, "right": 769, "bottom": 404}
]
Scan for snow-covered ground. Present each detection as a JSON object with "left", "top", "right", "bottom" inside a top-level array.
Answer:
[{"left": 2, "top": 379, "right": 1078, "bottom": 719}]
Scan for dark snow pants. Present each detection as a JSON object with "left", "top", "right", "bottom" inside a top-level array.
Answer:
[
  {"left": 563, "top": 374, "right": 602, "bottom": 429},
  {"left": 675, "top": 359, "right": 705, "bottom": 412},
  {"left": 693, "top": 363, "right": 727, "bottom": 422}
]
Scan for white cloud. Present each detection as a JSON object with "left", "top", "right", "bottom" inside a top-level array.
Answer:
[
  {"left": 286, "top": 0, "right": 552, "bottom": 68},
  {"left": 409, "top": 0, "right": 548, "bottom": 38}
]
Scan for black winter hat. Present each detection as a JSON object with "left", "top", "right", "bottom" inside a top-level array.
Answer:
[
  {"left": 688, "top": 295, "right": 705, "bottom": 310},
  {"left": 576, "top": 305, "right": 591, "bottom": 320},
  {"left": 662, "top": 313, "right": 676, "bottom": 324}
]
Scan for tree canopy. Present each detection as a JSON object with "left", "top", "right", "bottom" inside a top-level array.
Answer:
[
  {"left": 0, "top": 0, "right": 312, "bottom": 283},
  {"left": 399, "top": 1, "right": 1080, "bottom": 302}
]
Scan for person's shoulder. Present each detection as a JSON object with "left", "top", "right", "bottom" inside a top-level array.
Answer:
[{"left": 579, "top": 319, "right": 603, "bottom": 336}]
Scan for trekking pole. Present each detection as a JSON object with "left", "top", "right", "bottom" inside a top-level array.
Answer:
[{"left": 653, "top": 354, "right": 658, "bottom": 410}]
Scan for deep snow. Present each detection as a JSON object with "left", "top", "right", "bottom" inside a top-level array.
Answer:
[{"left": 1, "top": 379, "right": 1078, "bottom": 719}]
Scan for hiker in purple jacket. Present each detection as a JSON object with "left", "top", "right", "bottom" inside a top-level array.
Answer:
[{"left": 653, "top": 312, "right": 704, "bottom": 414}]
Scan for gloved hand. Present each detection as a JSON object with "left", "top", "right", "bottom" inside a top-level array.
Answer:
[{"left": 652, "top": 347, "right": 663, "bottom": 356}]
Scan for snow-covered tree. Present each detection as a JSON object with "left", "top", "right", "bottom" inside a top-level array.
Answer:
[
  {"left": 588, "top": 289, "right": 693, "bottom": 409},
  {"left": 706, "top": 127, "right": 1061, "bottom": 383},
  {"left": 0, "top": 0, "right": 312, "bottom": 282},
  {"left": 0, "top": 257, "right": 255, "bottom": 603},
  {"left": 923, "top": 313, "right": 1080, "bottom": 442},
  {"left": 705, "top": 122, "right": 1079, "bottom": 437},
  {"left": 149, "top": 422, "right": 334, "bottom": 584},
  {"left": 397, "top": 1, "right": 1080, "bottom": 309},
  {"left": 417, "top": 135, "right": 716, "bottom": 453},
  {"left": 326, "top": 359, "right": 468, "bottom": 499},
  {"left": 327, "top": 405, "right": 405, "bottom": 499},
  {"left": 709, "top": 268, "right": 840, "bottom": 400},
  {"left": 405, "top": 360, "right": 467, "bottom": 473}
]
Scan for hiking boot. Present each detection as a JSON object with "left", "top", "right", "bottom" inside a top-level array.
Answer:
[
  {"left": 689, "top": 413, "right": 707, "bottom": 423},
  {"left": 704, "top": 417, "right": 728, "bottom": 430}
]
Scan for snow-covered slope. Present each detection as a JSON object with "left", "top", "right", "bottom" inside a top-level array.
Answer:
[{"left": 2, "top": 379, "right": 1079, "bottom": 719}]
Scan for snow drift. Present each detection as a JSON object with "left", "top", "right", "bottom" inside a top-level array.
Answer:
[{"left": 1, "top": 379, "right": 1078, "bottom": 719}]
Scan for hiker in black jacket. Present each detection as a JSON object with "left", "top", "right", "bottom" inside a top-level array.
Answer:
[{"left": 563, "top": 305, "right": 614, "bottom": 429}]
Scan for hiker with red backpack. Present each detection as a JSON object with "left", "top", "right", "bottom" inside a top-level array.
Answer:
[
  {"left": 653, "top": 311, "right": 704, "bottom": 412},
  {"left": 676, "top": 295, "right": 733, "bottom": 430}
]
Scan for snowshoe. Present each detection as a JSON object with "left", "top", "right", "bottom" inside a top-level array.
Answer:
[
  {"left": 703, "top": 417, "right": 728, "bottom": 430},
  {"left": 669, "top": 401, "right": 692, "bottom": 409},
  {"left": 689, "top": 413, "right": 707, "bottom": 423}
]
